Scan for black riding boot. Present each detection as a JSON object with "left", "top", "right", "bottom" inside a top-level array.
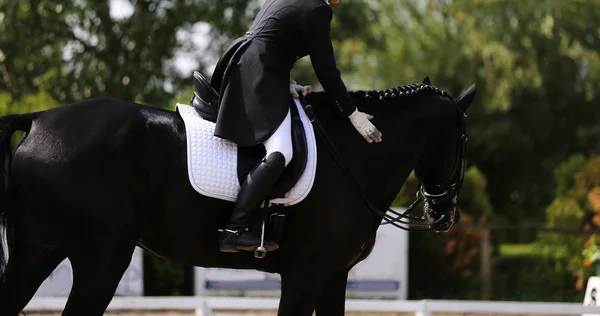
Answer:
[{"left": 219, "top": 151, "right": 286, "bottom": 253}]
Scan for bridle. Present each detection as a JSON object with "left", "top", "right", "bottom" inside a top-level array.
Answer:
[
  {"left": 408, "top": 103, "right": 468, "bottom": 232},
  {"left": 297, "top": 93, "right": 468, "bottom": 232}
]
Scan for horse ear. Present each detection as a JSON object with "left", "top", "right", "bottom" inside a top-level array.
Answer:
[
  {"left": 422, "top": 76, "right": 431, "bottom": 85},
  {"left": 456, "top": 83, "right": 476, "bottom": 112}
]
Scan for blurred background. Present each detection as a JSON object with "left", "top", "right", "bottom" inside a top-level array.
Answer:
[{"left": 3, "top": 0, "right": 600, "bottom": 304}]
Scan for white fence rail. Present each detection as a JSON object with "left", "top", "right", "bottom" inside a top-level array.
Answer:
[{"left": 24, "top": 297, "right": 600, "bottom": 316}]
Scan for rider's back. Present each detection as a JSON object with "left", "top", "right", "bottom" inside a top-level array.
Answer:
[{"left": 243, "top": 0, "right": 333, "bottom": 71}]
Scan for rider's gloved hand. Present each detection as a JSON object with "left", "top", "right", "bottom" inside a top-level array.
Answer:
[
  {"left": 348, "top": 109, "right": 383, "bottom": 143},
  {"left": 289, "top": 80, "right": 312, "bottom": 98}
]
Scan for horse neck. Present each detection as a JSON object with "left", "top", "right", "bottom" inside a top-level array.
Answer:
[{"left": 310, "top": 92, "right": 452, "bottom": 225}]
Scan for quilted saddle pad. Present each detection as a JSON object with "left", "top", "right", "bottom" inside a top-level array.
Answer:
[{"left": 176, "top": 98, "right": 317, "bottom": 206}]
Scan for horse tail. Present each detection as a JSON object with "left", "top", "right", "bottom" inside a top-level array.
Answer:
[{"left": 0, "top": 112, "right": 37, "bottom": 278}]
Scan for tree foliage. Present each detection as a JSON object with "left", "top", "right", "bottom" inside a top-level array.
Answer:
[
  {"left": 537, "top": 154, "right": 600, "bottom": 290},
  {"left": 0, "top": 0, "right": 257, "bottom": 106}
]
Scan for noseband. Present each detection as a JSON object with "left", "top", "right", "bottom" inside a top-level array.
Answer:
[{"left": 298, "top": 93, "right": 468, "bottom": 232}]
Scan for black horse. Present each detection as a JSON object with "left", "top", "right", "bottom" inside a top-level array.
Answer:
[{"left": 0, "top": 75, "right": 476, "bottom": 316}]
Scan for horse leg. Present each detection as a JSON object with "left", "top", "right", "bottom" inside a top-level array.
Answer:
[
  {"left": 61, "top": 227, "right": 138, "bottom": 315},
  {"left": 277, "top": 271, "right": 328, "bottom": 316},
  {"left": 315, "top": 269, "right": 350, "bottom": 316},
  {"left": 0, "top": 239, "right": 65, "bottom": 315}
]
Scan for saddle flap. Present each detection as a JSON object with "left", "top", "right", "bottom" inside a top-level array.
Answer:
[
  {"left": 237, "top": 96, "right": 309, "bottom": 200},
  {"left": 268, "top": 100, "right": 308, "bottom": 199}
]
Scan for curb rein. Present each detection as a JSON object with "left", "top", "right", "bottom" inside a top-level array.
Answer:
[{"left": 296, "top": 94, "right": 468, "bottom": 232}]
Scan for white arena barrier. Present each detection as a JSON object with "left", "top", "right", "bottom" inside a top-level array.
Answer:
[{"left": 23, "top": 297, "right": 600, "bottom": 316}]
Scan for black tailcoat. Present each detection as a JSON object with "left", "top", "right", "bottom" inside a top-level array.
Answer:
[{"left": 211, "top": 0, "right": 357, "bottom": 147}]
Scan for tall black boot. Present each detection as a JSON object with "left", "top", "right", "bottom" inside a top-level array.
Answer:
[{"left": 219, "top": 152, "right": 286, "bottom": 253}]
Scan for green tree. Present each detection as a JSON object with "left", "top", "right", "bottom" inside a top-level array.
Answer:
[
  {"left": 0, "top": 0, "right": 258, "bottom": 107},
  {"left": 537, "top": 154, "right": 600, "bottom": 291}
]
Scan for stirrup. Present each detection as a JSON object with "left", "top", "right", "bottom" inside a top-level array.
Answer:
[
  {"left": 254, "top": 198, "right": 275, "bottom": 259},
  {"left": 254, "top": 218, "right": 267, "bottom": 259}
]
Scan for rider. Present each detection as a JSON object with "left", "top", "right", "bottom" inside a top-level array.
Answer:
[{"left": 212, "top": 0, "right": 383, "bottom": 253}]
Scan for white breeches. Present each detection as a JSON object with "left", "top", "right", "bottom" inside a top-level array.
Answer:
[{"left": 263, "top": 109, "right": 293, "bottom": 167}]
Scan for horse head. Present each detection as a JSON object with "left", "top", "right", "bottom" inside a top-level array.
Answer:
[{"left": 412, "top": 79, "right": 476, "bottom": 232}]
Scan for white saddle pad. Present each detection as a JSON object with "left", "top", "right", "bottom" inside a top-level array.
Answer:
[{"left": 176, "top": 99, "right": 317, "bottom": 206}]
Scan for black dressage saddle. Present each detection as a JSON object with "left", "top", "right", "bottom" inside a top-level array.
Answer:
[{"left": 189, "top": 71, "right": 309, "bottom": 201}]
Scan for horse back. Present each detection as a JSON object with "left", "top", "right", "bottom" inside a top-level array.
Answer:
[{"left": 10, "top": 98, "right": 184, "bottom": 194}]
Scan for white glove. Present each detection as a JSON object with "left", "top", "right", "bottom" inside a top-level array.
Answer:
[
  {"left": 289, "top": 80, "right": 312, "bottom": 98},
  {"left": 348, "top": 109, "right": 383, "bottom": 143}
]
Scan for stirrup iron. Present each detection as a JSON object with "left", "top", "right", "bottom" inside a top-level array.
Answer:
[
  {"left": 254, "top": 199, "right": 269, "bottom": 259},
  {"left": 254, "top": 219, "right": 267, "bottom": 259}
]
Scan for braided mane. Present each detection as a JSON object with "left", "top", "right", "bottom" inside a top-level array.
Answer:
[{"left": 349, "top": 81, "right": 452, "bottom": 101}]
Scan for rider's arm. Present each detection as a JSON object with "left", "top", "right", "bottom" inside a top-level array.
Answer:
[{"left": 303, "top": 4, "right": 357, "bottom": 117}]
